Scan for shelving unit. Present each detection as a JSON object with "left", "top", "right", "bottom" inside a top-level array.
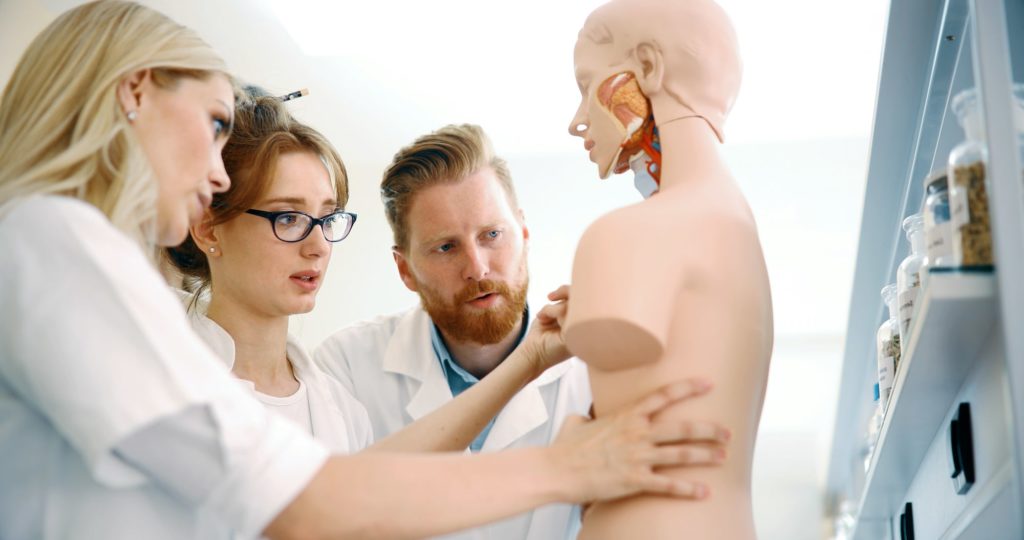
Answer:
[
  {"left": 826, "top": 0, "right": 1024, "bottom": 537},
  {"left": 852, "top": 271, "right": 996, "bottom": 538}
]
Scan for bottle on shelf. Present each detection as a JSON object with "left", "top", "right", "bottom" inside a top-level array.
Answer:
[
  {"left": 948, "top": 83, "right": 1024, "bottom": 268},
  {"left": 921, "top": 170, "right": 952, "bottom": 280},
  {"left": 897, "top": 214, "right": 926, "bottom": 350},
  {"left": 876, "top": 284, "right": 901, "bottom": 410}
]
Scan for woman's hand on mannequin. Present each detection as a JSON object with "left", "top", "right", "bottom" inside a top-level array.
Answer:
[
  {"left": 550, "top": 378, "right": 730, "bottom": 503},
  {"left": 520, "top": 285, "right": 572, "bottom": 378}
]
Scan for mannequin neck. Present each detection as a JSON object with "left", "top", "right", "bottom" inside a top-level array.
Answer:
[{"left": 654, "top": 116, "right": 727, "bottom": 192}]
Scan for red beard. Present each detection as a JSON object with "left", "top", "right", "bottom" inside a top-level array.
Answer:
[{"left": 418, "top": 276, "right": 529, "bottom": 345}]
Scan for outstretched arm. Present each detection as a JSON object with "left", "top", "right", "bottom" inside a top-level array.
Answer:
[
  {"left": 367, "top": 286, "right": 573, "bottom": 453},
  {"left": 265, "top": 379, "right": 730, "bottom": 539}
]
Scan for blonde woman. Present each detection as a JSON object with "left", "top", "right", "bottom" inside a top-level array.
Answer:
[{"left": 1, "top": 2, "right": 723, "bottom": 538}]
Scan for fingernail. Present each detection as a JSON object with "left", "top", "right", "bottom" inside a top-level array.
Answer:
[
  {"left": 720, "top": 428, "right": 732, "bottom": 442},
  {"left": 715, "top": 448, "right": 727, "bottom": 461},
  {"left": 694, "top": 484, "right": 708, "bottom": 499}
]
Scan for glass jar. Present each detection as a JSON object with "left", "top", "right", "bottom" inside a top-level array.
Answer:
[
  {"left": 876, "top": 284, "right": 900, "bottom": 409},
  {"left": 948, "top": 83, "right": 1024, "bottom": 267},
  {"left": 897, "top": 214, "right": 926, "bottom": 348},
  {"left": 949, "top": 88, "right": 992, "bottom": 267},
  {"left": 922, "top": 169, "right": 952, "bottom": 273}
]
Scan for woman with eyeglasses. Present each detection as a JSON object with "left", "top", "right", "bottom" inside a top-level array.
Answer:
[{"left": 165, "top": 88, "right": 373, "bottom": 453}]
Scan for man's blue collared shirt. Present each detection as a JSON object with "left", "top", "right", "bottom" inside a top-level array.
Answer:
[{"left": 429, "top": 308, "right": 529, "bottom": 452}]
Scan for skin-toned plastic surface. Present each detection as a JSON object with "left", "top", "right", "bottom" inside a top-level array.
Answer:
[{"left": 565, "top": 1, "right": 773, "bottom": 538}]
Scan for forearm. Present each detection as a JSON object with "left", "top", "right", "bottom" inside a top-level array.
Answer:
[
  {"left": 368, "top": 349, "right": 538, "bottom": 452},
  {"left": 265, "top": 448, "right": 568, "bottom": 540}
]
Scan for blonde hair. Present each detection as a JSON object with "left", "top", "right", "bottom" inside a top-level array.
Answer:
[
  {"left": 381, "top": 123, "right": 518, "bottom": 251},
  {"left": 0, "top": 0, "right": 229, "bottom": 245}
]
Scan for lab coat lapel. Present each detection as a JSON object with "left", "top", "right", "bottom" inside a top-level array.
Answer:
[
  {"left": 382, "top": 307, "right": 453, "bottom": 421},
  {"left": 480, "top": 361, "right": 573, "bottom": 452},
  {"left": 480, "top": 380, "right": 548, "bottom": 451},
  {"left": 288, "top": 338, "right": 353, "bottom": 452}
]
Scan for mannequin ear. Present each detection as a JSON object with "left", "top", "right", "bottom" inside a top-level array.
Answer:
[
  {"left": 392, "top": 248, "right": 419, "bottom": 293},
  {"left": 116, "top": 69, "right": 152, "bottom": 116},
  {"left": 634, "top": 42, "right": 665, "bottom": 95},
  {"left": 189, "top": 211, "right": 220, "bottom": 256}
]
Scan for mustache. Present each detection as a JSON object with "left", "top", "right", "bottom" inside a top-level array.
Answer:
[{"left": 455, "top": 279, "right": 512, "bottom": 304}]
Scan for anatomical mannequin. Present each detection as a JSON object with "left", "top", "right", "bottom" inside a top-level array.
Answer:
[{"left": 564, "top": 0, "right": 773, "bottom": 538}]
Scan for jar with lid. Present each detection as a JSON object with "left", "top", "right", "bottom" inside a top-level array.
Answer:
[
  {"left": 897, "top": 214, "right": 926, "bottom": 349},
  {"left": 949, "top": 88, "right": 991, "bottom": 267},
  {"left": 948, "top": 83, "right": 1024, "bottom": 267},
  {"left": 921, "top": 169, "right": 952, "bottom": 275},
  {"left": 876, "top": 284, "right": 901, "bottom": 409}
]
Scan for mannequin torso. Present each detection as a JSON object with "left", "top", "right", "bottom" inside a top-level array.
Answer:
[{"left": 566, "top": 120, "right": 772, "bottom": 539}]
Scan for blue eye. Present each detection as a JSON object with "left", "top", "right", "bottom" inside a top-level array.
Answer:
[
  {"left": 487, "top": 230, "right": 501, "bottom": 239},
  {"left": 277, "top": 213, "right": 300, "bottom": 227},
  {"left": 212, "top": 117, "right": 227, "bottom": 138},
  {"left": 438, "top": 243, "right": 454, "bottom": 253}
]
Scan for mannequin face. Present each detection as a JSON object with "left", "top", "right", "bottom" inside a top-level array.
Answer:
[{"left": 569, "top": 40, "right": 651, "bottom": 178}]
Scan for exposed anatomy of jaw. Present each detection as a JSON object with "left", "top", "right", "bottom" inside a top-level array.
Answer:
[
  {"left": 596, "top": 71, "right": 654, "bottom": 175},
  {"left": 418, "top": 277, "right": 529, "bottom": 345}
]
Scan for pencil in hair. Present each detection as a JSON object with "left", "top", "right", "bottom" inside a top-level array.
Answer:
[{"left": 280, "top": 88, "right": 309, "bottom": 102}]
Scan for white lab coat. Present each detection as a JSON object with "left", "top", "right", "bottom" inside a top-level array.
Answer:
[
  {"left": 0, "top": 196, "right": 327, "bottom": 539},
  {"left": 188, "top": 314, "right": 374, "bottom": 454},
  {"left": 314, "top": 306, "right": 592, "bottom": 540}
]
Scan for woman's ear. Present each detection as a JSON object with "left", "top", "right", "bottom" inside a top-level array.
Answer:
[
  {"left": 116, "top": 69, "right": 151, "bottom": 117},
  {"left": 634, "top": 42, "right": 665, "bottom": 96},
  {"left": 189, "top": 211, "right": 220, "bottom": 257}
]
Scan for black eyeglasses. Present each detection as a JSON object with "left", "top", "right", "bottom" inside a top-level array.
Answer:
[{"left": 245, "top": 209, "right": 357, "bottom": 243}]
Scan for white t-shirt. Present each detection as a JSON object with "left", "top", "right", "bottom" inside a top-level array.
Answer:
[
  {"left": 189, "top": 314, "right": 374, "bottom": 454},
  {"left": 254, "top": 381, "right": 313, "bottom": 435},
  {"left": 0, "top": 196, "right": 328, "bottom": 539}
]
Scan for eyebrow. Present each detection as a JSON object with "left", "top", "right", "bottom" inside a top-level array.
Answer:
[
  {"left": 420, "top": 231, "right": 455, "bottom": 249},
  {"left": 421, "top": 224, "right": 502, "bottom": 248},
  {"left": 261, "top": 196, "right": 339, "bottom": 208}
]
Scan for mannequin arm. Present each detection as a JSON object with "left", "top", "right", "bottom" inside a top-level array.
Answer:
[{"left": 564, "top": 210, "right": 675, "bottom": 370}]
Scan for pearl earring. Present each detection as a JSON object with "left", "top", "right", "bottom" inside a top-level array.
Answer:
[
  {"left": 209, "top": 247, "right": 215, "bottom": 253},
  {"left": 126, "top": 110, "right": 137, "bottom": 122}
]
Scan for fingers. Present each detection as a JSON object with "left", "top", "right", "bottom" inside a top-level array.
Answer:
[
  {"left": 536, "top": 300, "right": 568, "bottom": 327},
  {"left": 635, "top": 474, "right": 709, "bottom": 499},
  {"left": 547, "top": 284, "right": 570, "bottom": 302},
  {"left": 648, "top": 421, "right": 732, "bottom": 445},
  {"left": 632, "top": 378, "right": 713, "bottom": 417},
  {"left": 645, "top": 445, "right": 727, "bottom": 467}
]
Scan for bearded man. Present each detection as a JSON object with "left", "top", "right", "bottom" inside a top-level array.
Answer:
[{"left": 313, "top": 124, "right": 593, "bottom": 540}]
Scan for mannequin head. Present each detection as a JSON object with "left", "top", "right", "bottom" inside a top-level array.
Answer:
[{"left": 568, "top": 0, "right": 742, "bottom": 178}]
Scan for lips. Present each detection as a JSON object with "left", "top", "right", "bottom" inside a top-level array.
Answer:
[
  {"left": 290, "top": 270, "right": 321, "bottom": 292},
  {"left": 467, "top": 292, "right": 502, "bottom": 309},
  {"left": 584, "top": 139, "right": 595, "bottom": 151}
]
